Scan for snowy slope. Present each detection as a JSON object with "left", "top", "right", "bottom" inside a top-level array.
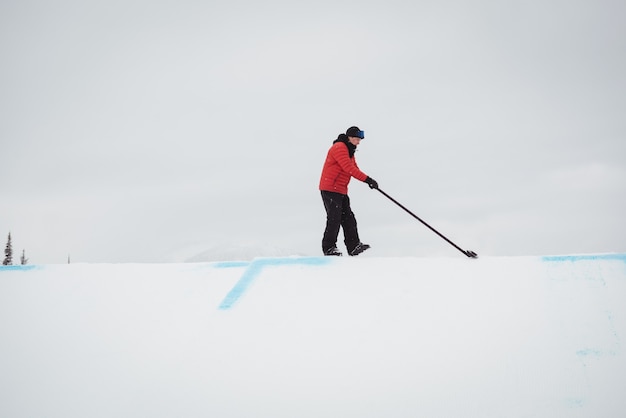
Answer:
[{"left": 1, "top": 254, "right": 625, "bottom": 417}]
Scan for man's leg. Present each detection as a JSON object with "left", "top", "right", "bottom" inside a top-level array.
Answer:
[
  {"left": 340, "top": 194, "right": 361, "bottom": 253},
  {"left": 321, "top": 191, "right": 343, "bottom": 253}
]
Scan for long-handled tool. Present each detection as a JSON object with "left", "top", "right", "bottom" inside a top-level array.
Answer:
[{"left": 376, "top": 188, "right": 478, "bottom": 258}]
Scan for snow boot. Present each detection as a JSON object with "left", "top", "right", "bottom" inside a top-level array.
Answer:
[
  {"left": 324, "top": 247, "right": 343, "bottom": 256},
  {"left": 349, "top": 243, "right": 370, "bottom": 256}
]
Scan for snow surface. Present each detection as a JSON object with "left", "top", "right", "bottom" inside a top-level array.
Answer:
[{"left": 1, "top": 253, "right": 625, "bottom": 417}]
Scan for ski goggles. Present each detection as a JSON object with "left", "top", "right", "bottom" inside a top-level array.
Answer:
[{"left": 355, "top": 130, "right": 365, "bottom": 139}]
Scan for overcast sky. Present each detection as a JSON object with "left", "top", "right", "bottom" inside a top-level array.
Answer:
[{"left": 2, "top": 0, "right": 625, "bottom": 263}]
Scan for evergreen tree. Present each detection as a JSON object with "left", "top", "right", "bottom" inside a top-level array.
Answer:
[
  {"left": 20, "top": 249, "right": 28, "bottom": 265},
  {"left": 3, "top": 232, "right": 12, "bottom": 266}
]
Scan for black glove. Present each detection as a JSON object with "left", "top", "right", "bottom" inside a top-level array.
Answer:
[{"left": 365, "top": 176, "right": 378, "bottom": 190}]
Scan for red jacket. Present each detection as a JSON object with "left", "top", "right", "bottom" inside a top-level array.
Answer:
[{"left": 319, "top": 140, "right": 368, "bottom": 195}]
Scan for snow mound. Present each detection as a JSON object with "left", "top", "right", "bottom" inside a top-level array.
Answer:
[{"left": 1, "top": 253, "right": 625, "bottom": 417}]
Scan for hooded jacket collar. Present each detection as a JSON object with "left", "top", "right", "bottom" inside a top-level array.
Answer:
[{"left": 333, "top": 134, "right": 356, "bottom": 158}]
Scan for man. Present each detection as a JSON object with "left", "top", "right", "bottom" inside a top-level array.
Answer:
[{"left": 319, "top": 126, "right": 378, "bottom": 256}]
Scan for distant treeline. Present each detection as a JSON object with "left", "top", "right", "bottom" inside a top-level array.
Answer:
[{"left": 3, "top": 232, "right": 28, "bottom": 266}]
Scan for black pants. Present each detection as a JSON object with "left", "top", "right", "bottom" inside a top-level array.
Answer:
[{"left": 321, "top": 191, "right": 360, "bottom": 253}]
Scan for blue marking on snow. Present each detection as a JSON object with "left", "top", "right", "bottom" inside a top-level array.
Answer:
[
  {"left": 0, "top": 265, "right": 39, "bottom": 272},
  {"left": 218, "top": 257, "right": 331, "bottom": 310},
  {"left": 542, "top": 254, "right": 626, "bottom": 263},
  {"left": 564, "top": 398, "right": 585, "bottom": 409},
  {"left": 213, "top": 261, "right": 251, "bottom": 269},
  {"left": 576, "top": 348, "right": 602, "bottom": 357}
]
